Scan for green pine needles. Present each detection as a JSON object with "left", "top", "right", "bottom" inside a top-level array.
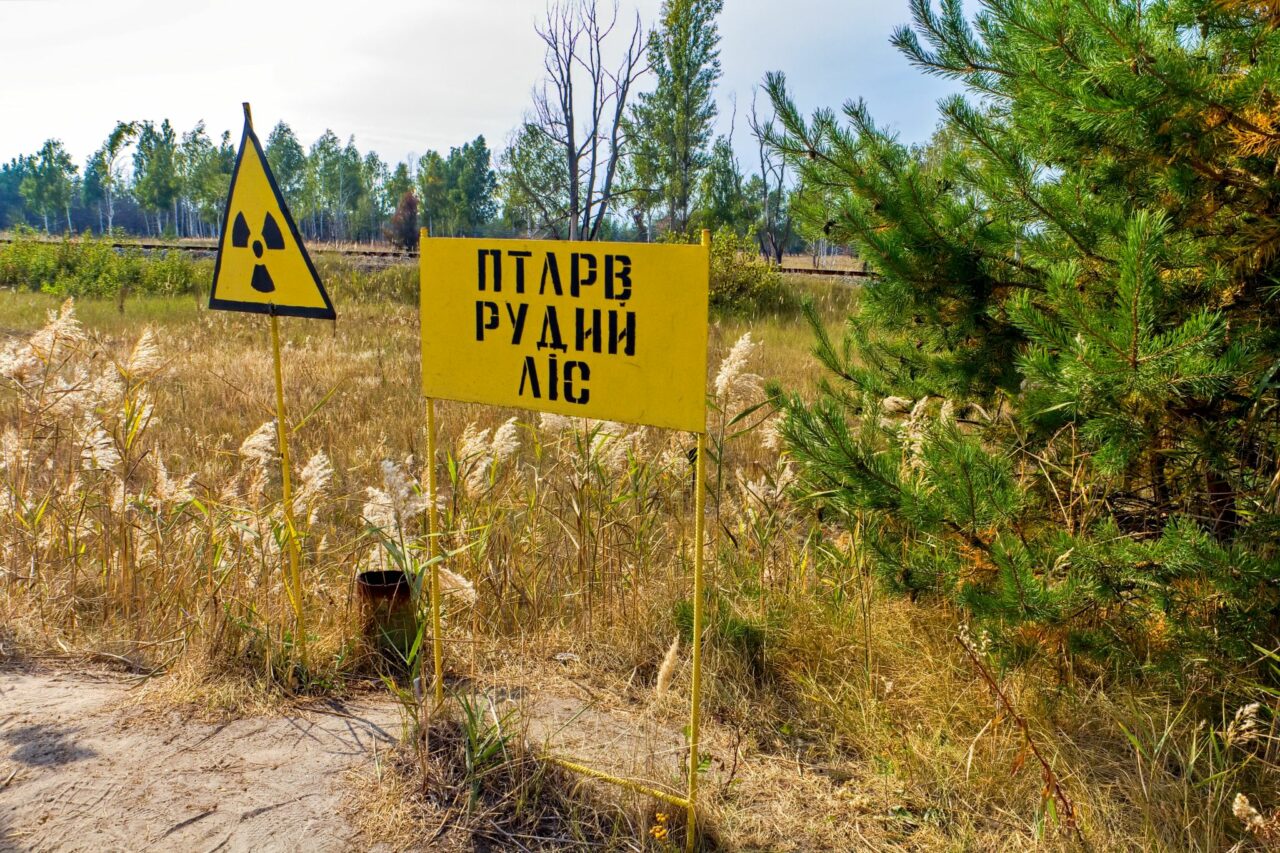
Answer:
[{"left": 767, "top": 0, "right": 1280, "bottom": 676}]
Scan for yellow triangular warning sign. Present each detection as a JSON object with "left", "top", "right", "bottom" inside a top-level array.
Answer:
[{"left": 210, "top": 104, "right": 335, "bottom": 320}]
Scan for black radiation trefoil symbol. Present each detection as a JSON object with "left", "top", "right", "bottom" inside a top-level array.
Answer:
[{"left": 231, "top": 211, "right": 286, "bottom": 293}]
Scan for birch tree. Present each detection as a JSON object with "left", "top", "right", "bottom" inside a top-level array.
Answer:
[{"left": 86, "top": 122, "right": 137, "bottom": 234}]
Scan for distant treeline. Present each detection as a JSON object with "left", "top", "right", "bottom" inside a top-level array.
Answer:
[{"left": 0, "top": 123, "right": 502, "bottom": 244}]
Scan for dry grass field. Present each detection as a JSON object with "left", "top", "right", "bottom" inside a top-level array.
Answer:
[{"left": 0, "top": 275, "right": 1273, "bottom": 850}]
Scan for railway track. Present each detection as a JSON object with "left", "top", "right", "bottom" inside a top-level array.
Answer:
[
  {"left": 0, "top": 235, "right": 414, "bottom": 271},
  {"left": 777, "top": 266, "right": 872, "bottom": 278},
  {"left": 0, "top": 235, "right": 407, "bottom": 257},
  {"left": 0, "top": 235, "right": 871, "bottom": 277}
]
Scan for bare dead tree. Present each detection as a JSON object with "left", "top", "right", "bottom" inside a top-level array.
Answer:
[
  {"left": 748, "top": 88, "right": 793, "bottom": 264},
  {"left": 532, "top": 0, "right": 646, "bottom": 241}
]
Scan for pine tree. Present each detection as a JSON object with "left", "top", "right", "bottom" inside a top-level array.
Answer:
[
  {"left": 768, "top": 0, "right": 1280, "bottom": 673},
  {"left": 0, "top": 157, "right": 31, "bottom": 230},
  {"left": 385, "top": 190, "right": 419, "bottom": 251}
]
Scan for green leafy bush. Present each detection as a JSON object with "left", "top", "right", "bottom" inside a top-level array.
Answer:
[
  {"left": 138, "top": 249, "right": 207, "bottom": 297},
  {"left": 664, "top": 226, "right": 794, "bottom": 313},
  {"left": 0, "top": 233, "right": 209, "bottom": 297},
  {"left": 312, "top": 255, "right": 416, "bottom": 304}
]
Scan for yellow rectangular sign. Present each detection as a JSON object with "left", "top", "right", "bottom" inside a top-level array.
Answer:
[{"left": 420, "top": 237, "right": 709, "bottom": 433}]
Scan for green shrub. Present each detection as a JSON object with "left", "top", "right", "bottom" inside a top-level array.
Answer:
[
  {"left": 663, "top": 226, "right": 795, "bottom": 314},
  {"left": 675, "top": 596, "right": 770, "bottom": 681},
  {"left": 139, "top": 251, "right": 209, "bottom": 297},
  {"left": 313, "top": 255, "right": 416, "bottom": 304},
  {"left": 0, "top": 234, "right": 208, "bottom": 298},
  {"left": 0, "top": 231, "right": 789, "bottom": 312},
  {"left": 0, "top": 232, "right": 61, "bottom": 290}
]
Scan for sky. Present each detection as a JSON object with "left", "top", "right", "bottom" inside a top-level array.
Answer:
[{"left": 0, "top": 0, "right": 967, "bottom": 170}]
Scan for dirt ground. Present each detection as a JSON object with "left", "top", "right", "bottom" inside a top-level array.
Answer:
[
  {"left": 0, "top": 665, "right": 694, "bottom": 853},
  {"left": 0, "top": 667, "right": 401, "bottom": 852}
]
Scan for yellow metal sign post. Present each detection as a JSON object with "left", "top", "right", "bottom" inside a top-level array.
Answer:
[
  {"left": 426, "top": 392, "right": 444, "bottom": 707},
  {"left": 686, "top": 397, "right": 708, "bottom": 850},
  {"left": 418, "top": 229, "right": 446, "bottom": 712},
  {"left": 419, "top": 230, "right": 711, "bottom": 849},
  {"left": 210, "top": 103, "right": 336, "bottom": 673}
]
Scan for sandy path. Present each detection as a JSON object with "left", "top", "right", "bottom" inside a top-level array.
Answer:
[
  {"left": 0, "top": 667, "right": 692, "bottom": 853},
  {"left": 0, "top": 669, "right": 399, "bottom": 852}
]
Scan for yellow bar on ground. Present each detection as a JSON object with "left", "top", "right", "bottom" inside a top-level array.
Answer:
[{"left": 546, "top": 756, "right": 691, "bottom": 809}]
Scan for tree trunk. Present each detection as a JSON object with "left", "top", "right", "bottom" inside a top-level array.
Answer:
[
  {"left": 1206, "top": 468, "right": 1238, "bottom": 538},
  {"left": 567, "top": 134, "right": 579, "bottom": 242}
]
